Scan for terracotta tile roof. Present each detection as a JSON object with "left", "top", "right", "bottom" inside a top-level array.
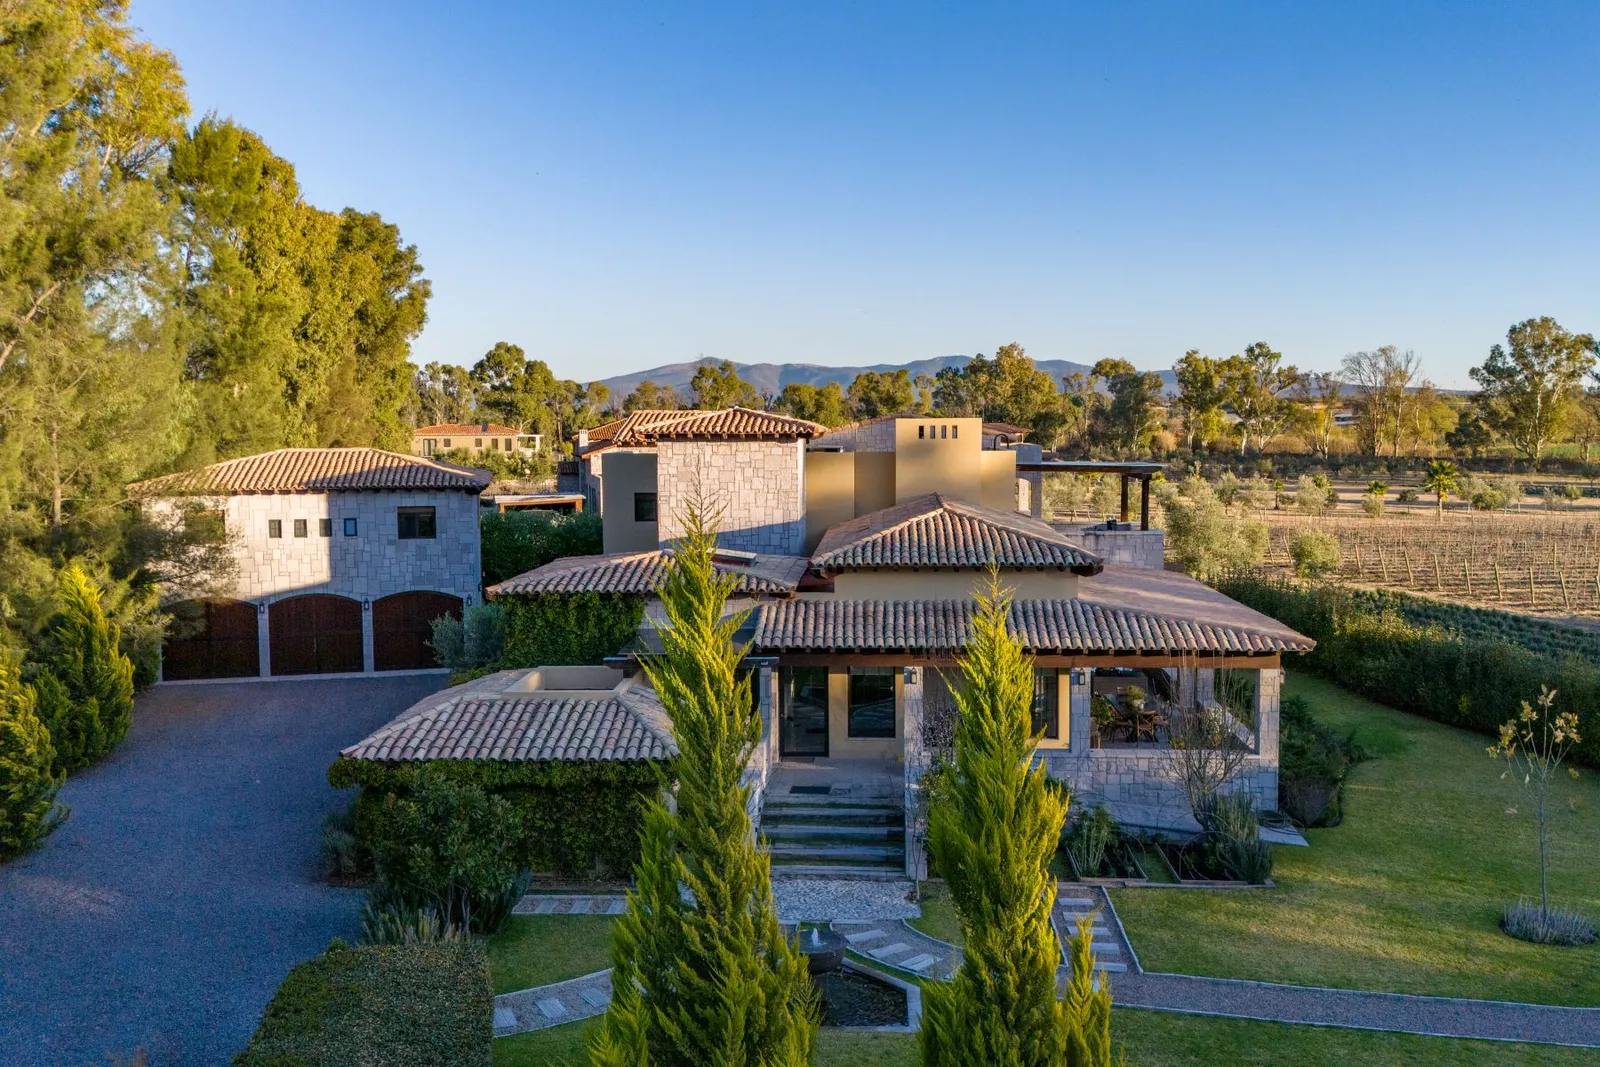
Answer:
[
  {"left": 128, "top": 449, "right": 493, "bottom": 495},
  {"left": 983, "top": 422, "right": 1031, "bottom": 438},
  {"left": 341, "top": 671, "right": 677, "bottom": 763},
  {"left": 579, "top": 408, "right": 824, "bottom": 451},
  {"left": 812, "top": 494, "right": 1102, "bottom": 574},
  {"left": 414, "top": 423, "right": 525, "bottom": 436},
  {"left": 752, "top": 597, "right": 1314, "bottom": 655},
  {"left": 488, "top": 551, "right": 809, "bottom": 597}
]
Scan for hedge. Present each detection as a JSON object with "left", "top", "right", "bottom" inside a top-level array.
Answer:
[
  {"left": 1219, "top": 574, "right": 1600, "bottom": 769},
  {"left": 501, "top": 591, "right": 644, "bottom": 667},
  {"left": 233, "top": 941, "right": 491, "bottom": 1067},
  {"left": 331, "top": 756, "right": 665, "bottom": 879},
  {"left": 480, "top": 510, "right": 603, "bottom": 587}
]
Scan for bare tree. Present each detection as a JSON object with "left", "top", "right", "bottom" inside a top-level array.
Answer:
[
  {"left": 1160, "top": 668, "right": 1258, "bottom": 818},
  {"left": 1340, "top": 347, "right": 1420, "bottom": 457}
]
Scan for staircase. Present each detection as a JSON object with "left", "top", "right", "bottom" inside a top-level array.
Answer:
[{"left": 761, "top": 792, "right": 907, "bottom": 881}]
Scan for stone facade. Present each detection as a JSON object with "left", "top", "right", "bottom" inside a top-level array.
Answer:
[
  {"left": 654, "top": 439, "right": 806, "bottom": 554},
  {"left": 811, "top": 418, "right": 898, "bottom": 453},
  {"left": 1054, "top": 524, "right": 1166, "bottom": 570}
]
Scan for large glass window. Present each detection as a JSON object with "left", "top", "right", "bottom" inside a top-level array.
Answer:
[
  {"left": 634, "top": 492, "right": 658, "bottom": 522},
  {"left": 780, "top": 667, "right": 829, "bottom": 756},
  {"left": 397, "top": 506, "right": 437, "bottom": 539},
  {"left": 847, "top": 667, "right": 896, "bottom": 739},
  {"left": 1031, "top": 669, "right": 1059, "bottom": 739}
]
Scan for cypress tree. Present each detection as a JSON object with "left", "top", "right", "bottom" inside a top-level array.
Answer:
[
  {"left": 0, "top": 650, "right": 67, "bottom": 860},
  {"left": 590, "top": 503, "right": 816, "bottom": 1067},
  {"left": 37, "top": 564, "right": 135, "bottom": 770},
  {"left": 921, "top": 575, "right": 1114, "bottom": 1067}
]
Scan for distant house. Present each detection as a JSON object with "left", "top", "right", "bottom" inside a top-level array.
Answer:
[
  {"left": 129, "top": 448, "right": 491, "bottom": 680},
  {"left": 413, "top": 422, "right": 544, "bottom": 458}
]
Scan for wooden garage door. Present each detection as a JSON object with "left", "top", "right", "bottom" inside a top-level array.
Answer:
[
  {"left": 373, "top": 591, "right": 463, "bottom": 671},
  {"left": 269, "top": 595, "right": 364, "bottom": 676},
  {"left": 162, "top": 599, "right": 260, "bottom": 680}
]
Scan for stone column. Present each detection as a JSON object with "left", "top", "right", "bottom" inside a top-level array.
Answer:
[
  {"left": 1193, "top": 668, "right": 1215, "bottom": 706},
  {"left": 1068, "top": 667, "right": 1092, "bottom": 754},
  {"left": 901, "top": 667, "right": 928, "bottom": 880},
  {"left": 1255, "top": 667, "right": 1283, "bottom": 761},
  {"left": 256, "top": 600, "right": 272, "bottom": 678},
  {"left": 361, "top": 603, "right": 375, "bottom": 674}
]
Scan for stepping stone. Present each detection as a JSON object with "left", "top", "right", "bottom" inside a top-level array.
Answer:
[
  {"left": 566, "top": 898, "right": 592, "bottom": 914},
  {"left": 1091, "top": 941, "right": 1120, "bottom": 954},
  {"left": 605, "top": 898, "right": 627, "bottom": 915},
  {"left": 493, "top": 1006, "right": 518, "bottom": 1030},
  {"left": 899, "top": 953, "right": 937, "bottom": 973},
  {"left": 869, "top": 942, "right": 911, "bottom": 961},
  {"left": 844, "top": 929, "right": 888, "bottom": 944},
  {"left": 1093, "top": 961, "right": 1127, "bottom": 973},
  {"left": 537, "top": 997, "right": 569, "bottom": 1019},
  {"left": 534, "top": 898, "right": 558, "bottom": 915},
  {"left": 1057, "top": 899, "right": 1096, "bottom": 910},
  {"left": 580, "top": 988, "right": 611, "bottom": 1009}
]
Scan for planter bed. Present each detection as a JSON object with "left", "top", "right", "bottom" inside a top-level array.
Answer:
[
  {"left": 1064, "top": 840, "right": 1150, "bottom": 885},
  {"left": 1155, "top": 839, "right": 1269, "bottom": 888}
]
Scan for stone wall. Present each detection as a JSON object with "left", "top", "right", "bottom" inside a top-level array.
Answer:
[
  {"left": 1054, "top": 524, "right": 1165, "bottom": 569},
  {"left": 1034, "top": 749, "right": 1278, "bottom": 812},
  {"left": 811, "top": 418, "right": 897, "bottom": 453},
  {"left": 655, "top": 439, "right": 806, "bottom": 554}
]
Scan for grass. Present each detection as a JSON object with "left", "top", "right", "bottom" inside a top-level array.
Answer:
[
  {"left": 907, "top": 881, "right": 962, "bottom": 947},
  {"left": 491, "top": 1009, "right": 1598, "bottom": 1066},
  {"left": 1110, "top": 672, "right": 1600, "bottom": 1005},
  {"left": 482, "top": 915, "right": 616, "bottom": 995}
]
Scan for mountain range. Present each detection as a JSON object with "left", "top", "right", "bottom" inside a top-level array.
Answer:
[{"left": 595, "top": 355, "right": 1180, "bottom": 400}]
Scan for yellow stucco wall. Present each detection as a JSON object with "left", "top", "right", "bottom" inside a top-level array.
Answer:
[
  {"left": 893, "top": 418, "right": 983, "bottom": 503},
  {"left": 825, "top": 666, "right": 904, "bottom": 760},
  {"left": 1033, "top": 667, "right": 1070, "bottom": 750},
  {"left": 979, "top": 450, "right": 1019, "bottom": 510},
  {"left": 600, "top": 451, "right": 659, "bottom": 553},
  {"left": 852, "top": 452, "right": 896, "bottom": 516},
  {"left": 804, "top": 451, "right": 857, "bottom": 553}
]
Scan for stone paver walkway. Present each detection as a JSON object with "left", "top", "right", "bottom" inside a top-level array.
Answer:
[
  {"left": 1052, "top": 884, "right": 1135, "bottom": 976},
  {"left": 494, "top": 969, "right": 614, "bottom": 1035},
  {"left": 513, "top": 893, "right": 629, "bottom": 916},
  {"left": 831, "top": 920, "right": 961, "bottom": 980}
]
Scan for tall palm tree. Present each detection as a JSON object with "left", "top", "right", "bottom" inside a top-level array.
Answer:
[{"left": 1422, "top": 460, "right": 1460, "bottom": 520}]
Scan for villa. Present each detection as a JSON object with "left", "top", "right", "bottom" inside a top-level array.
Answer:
[{"left": 405, "top": 408, "right": 1317, "bottom": 879}]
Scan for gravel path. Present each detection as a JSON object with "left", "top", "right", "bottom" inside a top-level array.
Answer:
[
  {"left": 0, "top": 676, "right": 443, "bottom": 1067},
  {"left": 772, "top": 877, "right": 919, "bottom": 921}
]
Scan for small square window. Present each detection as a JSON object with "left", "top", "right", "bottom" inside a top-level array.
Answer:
[
  {"left": 474, "top": 437, "right": 483, "bottom": 449},
  {"left": 442, "top": 438, "right": 452, "bottom": 448},
  {"left": 293, "top": 518, "right": 308, "bottom": 538},
  {"left": 634, "top": 492, "right": 658, "bottom": 522},
  {"left": 344, "top": 518, "right": 358, "bottom": 537},
  {"left": 267, "top": 519, "right": 282, "bottom": 539},
  {"left": 319, "top": 518, "right": 332, "bottom": 537},
  {"left": 397, "top": 506, "right": 437, "bottom": 539}
]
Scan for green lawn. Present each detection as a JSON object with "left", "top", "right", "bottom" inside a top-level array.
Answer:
[
  {"left": 491, "top": 1009, "right": 1595, "bottom": 1066},
  {"left": 482, "top": 915, "right": 616, "bottom": 995},
  {"left": 907, "top": 881, "right": 963, "bottom": 947},
  {"left": 1110, "top": 672, "right": 1600, "bottom": 1005}
]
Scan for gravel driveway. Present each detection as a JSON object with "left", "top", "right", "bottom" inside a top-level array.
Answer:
[{"left": 0, "top": 674, "right": 445, "bottom": 1067}]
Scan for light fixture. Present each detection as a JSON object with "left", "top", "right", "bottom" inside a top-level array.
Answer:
[{"left": 362, "top": 599, "right": 371, "bottom": 612}]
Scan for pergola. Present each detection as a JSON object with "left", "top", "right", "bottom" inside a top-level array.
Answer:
[{"left": 1013, "top": 460, "right": 1166, "bottom": 530}]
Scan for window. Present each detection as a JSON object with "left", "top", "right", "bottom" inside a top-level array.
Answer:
[
  {"left": 319, "top": 518, "right": 332, "bottom": 537},
  {"left": 1031, "top": 669, "right": 1060, "bottom": 739},
  {"left": 422, "top": 438, "right": 437, "bottom": 456},
  {"left": 397, "top": 506, "right": 437, "bottom": 539},
  {"left": 847, "top": 667, "right": 896, "bottom": 739},
  {"left": 293, "top": 518, "right": 308, "bottom": 538},
  {"left": 267, "top": 519, "right": 282, "bottom": 539},
  {"left": 474, "top": 437, "right": 483, "bottom": 449},
  {"left": 918, "top": 425, "right": 925, "bottom": 439},
  {"left": 344, "top": 517, "right": 358, "bottom": 537},
  {"left": 634, "top": 492, "right": 658, "bottom": 522},
  {"left": 442, "top": 438, "right": 452, "bottom": 448},
  {"left": 940, "top": 425, "right": 947, "bottom": 439},
  {"left": 950, "top": 424, "right": 957, "bottom": 438}
]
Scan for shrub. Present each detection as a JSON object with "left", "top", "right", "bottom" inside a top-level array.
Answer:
[
  {"left": 1361, "top": 491, "right": 1385, "bottom": 518},
  {"left": 1198, "top": 792, "right": 1273, "bottom": 884},
  {"left": 1278, "top": 695, "right": 1363, "bottom": 826},
  {"left": 1161, "top": 475, "right": 1269, "bottom": 580},
  {"left": 321, "top": 800, "right": 368, "bottom": 883},
  {"left": 1289, "top": 528, "right": 1341, "bottom": 579},
  {"left": 1294, "top": 475, "right": 1332, "bottom": 516},
  {"left": 501, "top": 591, "right": 643, "bottom": 667},
  {"left": 0, "top": 654, "right": 67, "bottom": 860},
  {"left": 428, "top": 602, "right": 505, "bottom": 671},
  {"left": 1395, "top": 488, "right": 1418, "bottom": 504},
  {"left": 361, "top": 769, "right": 526, "bottom": 934},
  {"left": 1065, "top": 805, "right": 1117, "bottom": 877},
  {"left": 1500, "top": 899, "right": 1597, "bottom": 947},
  {"left": 480, "top": 510, "right": 602, "bottom": 587},
  {"left": 232, "top": 941, "right": 492, "bottom": 1067},
  {"left": 32, "top": 565, "right": 135, "bottom": 772},
  {"left": 361, "top": 901, "right": 468, "bottom": 946}
]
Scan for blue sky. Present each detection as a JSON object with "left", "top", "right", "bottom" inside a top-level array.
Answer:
[{"left": 130, "top": 1, "right": 1599, "bottom": 388}]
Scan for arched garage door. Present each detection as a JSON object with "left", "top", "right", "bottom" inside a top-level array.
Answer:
[
  {"left": 162, "top": 598, "right": 260, "bottom": 680},
  {"left": 269, "top": 595, "right": 363, "bottom": 676},
  {"left": 374, "top": 591, "right": 463, "bottom": 671}
]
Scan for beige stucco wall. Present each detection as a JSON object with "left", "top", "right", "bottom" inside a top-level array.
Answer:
[
  {"left": 825, "top": 569, "right": 1079, "bottom": 599},
  {"left": 852, "top": 451, "right": 896, "bottom": 516},
  {"left": 804, "top": 451, "right": 857, "bottom": 553},
  {"left": 825, "top": 666, "right": 904, "bottom": 759},
  {"left": 979, "top": 450, "right": 1018, "bottom": 510},
  {"left": 893, "top": 418, "right": 983, "bottom": 503},
  {"left": 601, "top": 451, "right": 660, "bottom": 553}
]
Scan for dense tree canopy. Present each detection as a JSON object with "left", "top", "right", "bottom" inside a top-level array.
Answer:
[{"left": 1470, "top": 317, "right": 1598, "bottom": 461}]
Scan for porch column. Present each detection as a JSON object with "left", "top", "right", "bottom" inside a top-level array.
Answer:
[
  {"left": 256, "top": 600, "right": 272, "bottom": 678},
  {"left": 361, "top": 602, "right": 375, "bottom": 674},
  {"left": 902, "top": 667, "right": 928, "bottom": 880},
  {"left": 1119, "top": 475, "right": 1131, "bottom": 524},
  {"left": 1067, "top": 667, "right": 1092, "bottom": 754},
  {"left": 1193, "top": 667, "right": 1215, "bottom": 706},
  {"left": 1255, "top": 668, "right": 1282, "bottom": 762}
]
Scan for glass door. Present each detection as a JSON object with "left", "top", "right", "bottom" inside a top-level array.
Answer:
[{"left": 779, "top": 667, "right": 829, "bottom": 757}]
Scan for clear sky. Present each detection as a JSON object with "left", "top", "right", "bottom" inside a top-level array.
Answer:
[{"left": 129, "top": 1, "right": 1598, "bottom": 388}]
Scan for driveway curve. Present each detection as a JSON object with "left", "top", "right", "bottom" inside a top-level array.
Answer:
[{"left": 0, "top": 674, "right": 444, "bottom": 1067}]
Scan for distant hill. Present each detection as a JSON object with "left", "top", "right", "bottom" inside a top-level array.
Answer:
[{"left": 596, "top": 355, "right": 1181, "bottom": 400}]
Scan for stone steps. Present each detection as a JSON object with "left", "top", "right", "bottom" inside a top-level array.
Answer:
[
  {"left": 770, "top": 863, "right": 909, "bottom": 881},
  {"left": 764, "top": 823, "right": 905, "bottom": 842},
  {"left": 1053, "top": 887, "right": 1135, "bottom": 975}
]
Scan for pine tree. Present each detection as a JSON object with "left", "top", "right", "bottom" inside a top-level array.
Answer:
[
  {"left": 921, "top": 574, "right": 1114, "bottom": 1067},
  {"left": 37, "top": 564, "right": 135, "bottom": 770},
  {"left": 590, "top": 502, "right": 816, "bottom": 1067},
  {"left": 0, "top": 649, "right": 66, "bottom": 860}
]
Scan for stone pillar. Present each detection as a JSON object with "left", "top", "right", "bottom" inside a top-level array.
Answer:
[
  {"left": 901, "top": 667, "right": 928, "bottom": 880},
  {"left": 1068, "top": 667, "right": 1092, "bottom": 754},
  {"left": 1255, "top": 667, "right": 1282, "bottom": 761},
  {"left": 361, "top": 602, "right": 375, "bottom": 674},
  {"left": 256, "top": 600, "right": 272, "bottom": 677},
  {"left": 1194, "top": 668, "right": 1215, "bottom": 706}
]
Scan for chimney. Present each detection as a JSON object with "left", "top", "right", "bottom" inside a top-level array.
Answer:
[{"left": 480, "top": 422, "right": 489, "bottom": 432}]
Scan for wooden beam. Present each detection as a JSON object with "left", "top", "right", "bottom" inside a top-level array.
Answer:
[{"left": 767, "top": 652, "right": 1283, "bottom": 670}]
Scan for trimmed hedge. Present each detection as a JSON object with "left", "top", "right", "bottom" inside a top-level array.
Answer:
[
  {"left": 233, "top": 940, "right": 491, "bottom": 1067},
  {"left": 480, "top": 510, "right": 602, "bottom": 587},
  {"left": 331, "top": 757, "right": 665, "bottom": 879},
  {"left": 1219, "top": 574, "right": 1600, "bottom": 770},
  {"left": 501, "top": 592, "right": 643, "bottom": 667}
]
